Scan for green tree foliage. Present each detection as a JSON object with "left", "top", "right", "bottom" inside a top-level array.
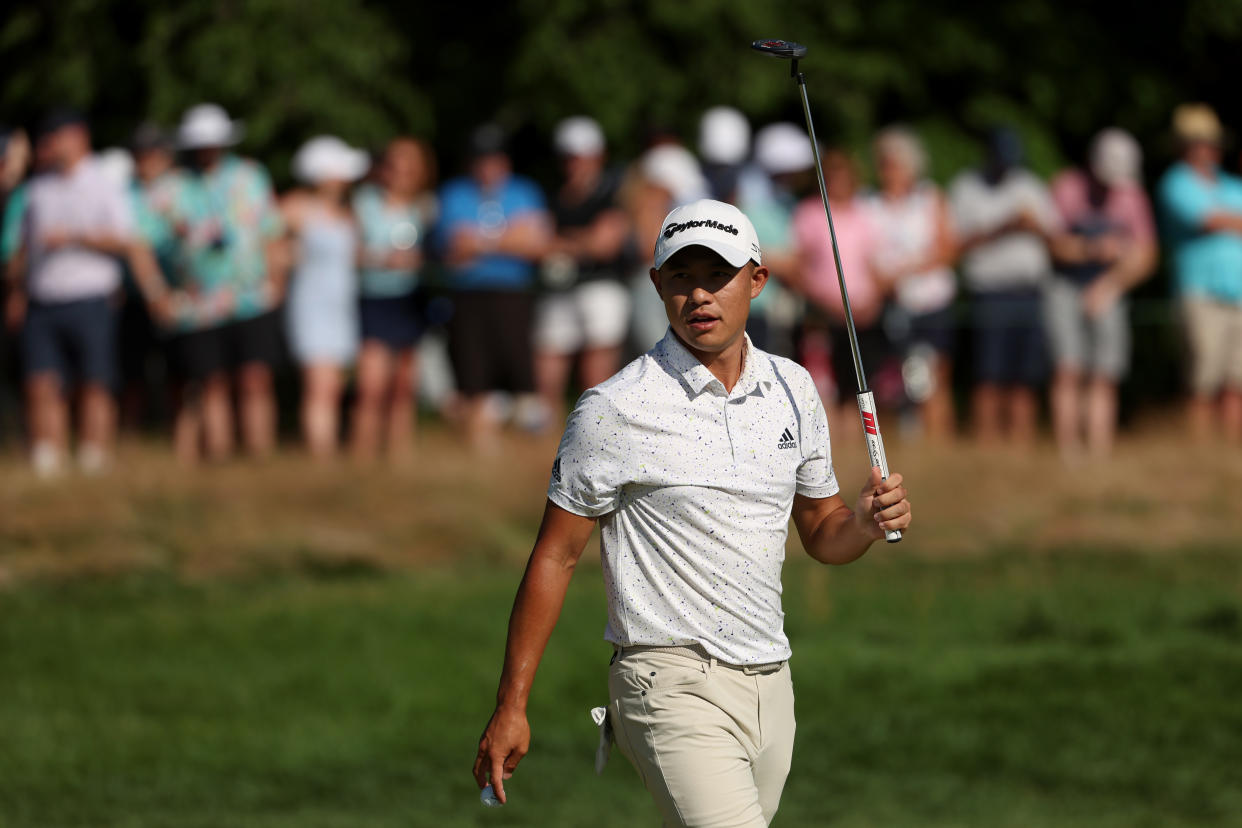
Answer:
[
  {"left": 0, "top": 0, "right": 430, "bottom": 177},
  {"left": 3, "top": 0, "right": 1241, "bottom": 180}
]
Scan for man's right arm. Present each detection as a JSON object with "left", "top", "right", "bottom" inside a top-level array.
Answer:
[{"left": 473, "top": 500, "right": 598, "bottom": 804}]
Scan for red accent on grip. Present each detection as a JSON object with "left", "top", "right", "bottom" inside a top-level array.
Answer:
[{"left": 861, "top": 411, "right": 878, "bottom": 435}]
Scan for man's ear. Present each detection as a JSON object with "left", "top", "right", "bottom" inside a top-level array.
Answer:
[
  {"left": 649, "top": 267, "right": 663, "bottom": 298},
  {"left": 750, "top": 265, "right": 770, "bottom": 300}
]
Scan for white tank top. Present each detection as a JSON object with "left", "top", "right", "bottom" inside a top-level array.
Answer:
[{"left": 868, "top": 184, "right": 956, "bottom": 314}]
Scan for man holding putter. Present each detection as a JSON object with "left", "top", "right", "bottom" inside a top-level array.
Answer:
[{"left": 474, "top": 198, "right": 912, "bottom": 827}]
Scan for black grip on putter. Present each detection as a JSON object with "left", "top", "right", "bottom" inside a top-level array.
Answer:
[{"left": 751, "top": 39, "right": 807, "bottom": 59}]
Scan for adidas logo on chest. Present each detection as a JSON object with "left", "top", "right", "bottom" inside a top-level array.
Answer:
[{"left": 776, "top": 427, "right": 797, "bottom": 450}]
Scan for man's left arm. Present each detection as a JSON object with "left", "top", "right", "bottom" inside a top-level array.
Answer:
[{"left": 792, "top": 467, "right": 911, "bottom": 565}]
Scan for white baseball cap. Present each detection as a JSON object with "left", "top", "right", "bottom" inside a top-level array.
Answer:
[
  {"left": 641, "top": 144, "right": 709, "bottom": 205},
  {"left": 177, "top": 103, "right": 243, "bottom": 150},
  {"left": 554, "top": 116, "right": 605, "bottom": 157},
  {"left": 698, "top": 106, "right": 751, "bottom": 165},
  {"left": 654, "top": 199, "right": 762, "bottom": 269},
  {"left": 754, "top": 122, "right": 814, "bottom": 174},
  {"left": 292, "top": 135, "right": 370, "bottom": 183}
]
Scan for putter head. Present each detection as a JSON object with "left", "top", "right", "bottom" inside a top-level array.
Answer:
[{"left": 751, "top": 39, "right": 808, "bottom": 60}]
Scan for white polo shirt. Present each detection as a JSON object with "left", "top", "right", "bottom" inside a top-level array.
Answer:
[{"left": 548, "top": 329, "right": 839, "bottom": 665}]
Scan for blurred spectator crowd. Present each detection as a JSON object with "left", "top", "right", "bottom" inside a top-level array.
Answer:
[{"left": 1, "top": 99, "right": 1240, "bottom": 475}]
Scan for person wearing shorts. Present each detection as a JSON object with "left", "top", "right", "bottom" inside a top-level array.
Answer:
[
  {"left": 350, "top": 137, "right": 437, "bottom": 463},
  {"left": 869, "top": 126, "right": 959, "bottom": 441},
  {"left": 1158, "top": 104, "right": 1242, "bottom": 443},
  {"left": 150, "top": 104, "right": 286, "bottom": 462},
  {"left": 5, "top": 108, "right": 136, "bottom": 475},
  {"left": 950, "top": 127, "right": 1060, "bottom": 447},
  {"left": 1045, "top": 129, "right": 1157, "bottom": 460},
  {"left": 533, "top": 116, "right": 630, "bottom": 427},
  {"left": 437, "top": 124, "right": 550, "bottom": 449},
  {"left": 473, "top": 199, "right": 913, "bottom": 827}
]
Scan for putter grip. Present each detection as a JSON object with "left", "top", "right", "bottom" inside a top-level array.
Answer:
[{"left": 855, "top": 391, "right": 902, "bottom": 543}]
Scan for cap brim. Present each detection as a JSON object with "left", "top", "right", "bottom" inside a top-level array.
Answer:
[{"left": 654, "top": 239, "right": 755, "bottom": 270}]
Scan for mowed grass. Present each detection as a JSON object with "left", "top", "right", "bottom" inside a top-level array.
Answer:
[
  {"left": 2, "top": 428, "right": 1242, "bottom": 826},
  {"left": 2, "top": 550, "right": 1242, "bottom": 827}
]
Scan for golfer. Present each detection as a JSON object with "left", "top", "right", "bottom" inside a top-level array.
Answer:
[{"left": 473, "top": 199, "right": 913, "bottom": 827}]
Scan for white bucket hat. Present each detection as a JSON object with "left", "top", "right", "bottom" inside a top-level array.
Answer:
[
  {"left": 698, "top": 106, "right": 751, "bottom": 165},
  {"left": 754, "top": 122, "right": 814, "bottom": 175},
  {"left": 654, "top": 199, "right": 762, "bottom": 269},
  {"left": 177, "top": 103, "right": 243, "bottom": 150},
  {"left": 292, "top": 135, "right": 370, "bottom": 183},
  {"left": 554, "top": 116, "right": 605, "bottom": 157}
]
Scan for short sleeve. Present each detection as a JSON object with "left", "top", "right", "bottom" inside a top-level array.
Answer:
[
  {"left": 509, "top": 178, "right": 546, "bottom": 217},
  {"left": 1160, "top": 168, "right": 1211, "bottom": 230},
  {"left": 1, "top": 184, "right": 27, "bottom": 262},
  {"left": 547, "top": 389, "right": 630, "bottom": 517},
  {"left": 433, "top": 181, "right": 471, "bottom": 250},
  {"left": 794, "top": 376, "right": 840, "bottom": 499},
  {"left": 1116, "top": 185, "right": 1156, "bottom": 244}
]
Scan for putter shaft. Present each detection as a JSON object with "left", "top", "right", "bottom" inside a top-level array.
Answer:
[{"left": 793, "top": 72, "right": 868, "bottom": 393}]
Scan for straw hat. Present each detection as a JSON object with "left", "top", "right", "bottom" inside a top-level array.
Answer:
[{"left": 1172, "top": 103, "right": 1222, "bottom": 145}]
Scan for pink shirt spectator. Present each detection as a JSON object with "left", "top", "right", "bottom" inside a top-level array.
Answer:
[
  {"left": 23, "top": 157, "right": 132, "bottom": 303},
  {"left": 1051, "top": 169, "right": 1155, "bottom": 245},
  {"left": 792, "top": 196, "right": 881, "bottom": 324}
]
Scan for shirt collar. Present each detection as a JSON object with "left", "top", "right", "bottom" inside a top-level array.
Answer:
[{"left": 656, "top": 328, "right": 774, "bottom": 399}]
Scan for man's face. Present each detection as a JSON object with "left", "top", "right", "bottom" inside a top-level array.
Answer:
[
  {"left": 561, "top": 152, "right": 602, "bottom": 186},
  {"left": 1185, "top": 140, "right": 1221, "bottom": 168},
  {"left": 193, "top": 146, "right": 223, "bottom": 170},
  {"left": 135, "top": 147, "right": 172, "bottom": 183},
  {"left": 471, "top": 152, "right": 510, "bottom": 191},
  {"left": 649, "top": 246, "right": 768, "bottom": 357}
]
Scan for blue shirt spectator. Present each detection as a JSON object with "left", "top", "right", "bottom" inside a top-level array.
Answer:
[
  {"left": 437, "top": 174, "right": 546, "bottom": 291},
  {"left": 1159, "top": 160, "right": 1242, "bottom": 304}
]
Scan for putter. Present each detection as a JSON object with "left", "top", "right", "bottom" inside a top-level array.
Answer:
[{"left": 751, "top": 38, "right": 902, "bottom": 543}]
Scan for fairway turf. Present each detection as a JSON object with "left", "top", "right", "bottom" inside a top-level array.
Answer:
[{"left": 3, "top": 549, "right": 1241, "bottom": 827}]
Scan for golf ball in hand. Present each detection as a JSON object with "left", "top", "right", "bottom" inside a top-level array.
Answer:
[{"left": 480, "top": 784, "right": 503, "bottom": 807}]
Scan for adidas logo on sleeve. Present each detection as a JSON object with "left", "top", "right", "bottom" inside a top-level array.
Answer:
[{"left": 777, "top": 428, "right": 797, "bottom": 450}]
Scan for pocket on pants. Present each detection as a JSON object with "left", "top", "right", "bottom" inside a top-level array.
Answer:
[{"left": 611, "top": 651, "right": 709, "bottom": 699}]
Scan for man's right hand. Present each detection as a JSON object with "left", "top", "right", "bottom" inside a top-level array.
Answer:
[{"left": 473, "top": 704, "right": 530, "bottom": 804}]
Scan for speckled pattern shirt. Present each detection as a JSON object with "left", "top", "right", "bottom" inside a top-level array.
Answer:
[{"left": 548, "top": 329, "right": 840, "bottom": 665}]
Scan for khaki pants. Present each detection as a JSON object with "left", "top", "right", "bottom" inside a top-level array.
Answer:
[{"left": 608, "top": 647, "right": 796, "bottom": 827}]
